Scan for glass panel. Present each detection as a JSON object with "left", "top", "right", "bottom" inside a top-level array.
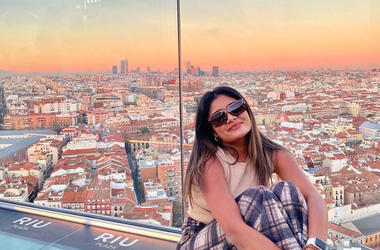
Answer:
[
  {"left": 182, "top": 0, "right": 380, "bottom": 247},
  {"left": 0, "top": 0, "right": 182, "bottom": 227}
]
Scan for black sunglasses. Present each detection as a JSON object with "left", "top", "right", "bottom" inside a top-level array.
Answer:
[{"left": 209, "top": 99, "right": 248, "bottom": 127}]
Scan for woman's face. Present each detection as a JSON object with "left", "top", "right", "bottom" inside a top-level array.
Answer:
[{"left": 209, "top": 94, "right": 252, "bottom": 145}]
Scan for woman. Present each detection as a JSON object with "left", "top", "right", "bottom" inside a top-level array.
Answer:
[{"left": 177, "top": 86, "right": 328, "bottom": 250}]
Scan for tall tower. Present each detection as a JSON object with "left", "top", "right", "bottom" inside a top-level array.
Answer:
[
  {"left": 195, "top": 66, "right": 201, "bottom": 76},
  {"left": 125, "top": 59, "right": 129, "bottom": 73},
  {"left": 112, "top": 65, "right": 117, "bottom": 75},
  {"left": 212, "top": 66, "right": 219, "bottom": 77},
  {"left": 120, "top": 60, "right": 125, "bottom": 74}
]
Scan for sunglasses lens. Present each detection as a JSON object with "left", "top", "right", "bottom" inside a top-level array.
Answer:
[
  {"left": 209, "top": 110, "right": 227, "bottom": 127},
  {"left": 227, "top": 100, "right": 246, "bottom": 116},
  {"left": 209, "top": 99, "right": 247, "bottom": 127}
]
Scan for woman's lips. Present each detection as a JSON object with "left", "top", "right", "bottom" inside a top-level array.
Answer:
[{"left": 228, "top": 122, "right": 241, "bottom": 131}]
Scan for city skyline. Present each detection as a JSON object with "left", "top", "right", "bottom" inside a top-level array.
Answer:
[
  {"left": 0, "top": 56, "right": 379, "bottom": 248},
  {"left": 1, "top": 0, "right": 380, "bottom": 73}
]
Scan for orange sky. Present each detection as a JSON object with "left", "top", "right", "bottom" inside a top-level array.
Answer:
[{"left": 0, "top": 0, "right": 379, "bottom": 73}]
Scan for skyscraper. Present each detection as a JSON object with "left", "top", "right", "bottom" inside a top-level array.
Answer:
[
  {"left": 120, "top": 60, "right": 125, "bottom": 74},
  {"left": 212, "top": 66, "right": 219, "bottom": 77},
  {"left": 120, "top": 58, "right": 128, "bottom": 74},
  {"left": 190, "top": 65, "right": 195, "bottom": 75},
  {"left": 185, "top": 61, "right": 191, "bottom": 75},
  {"left": 112, "top": 65, "right": 117, "bottom": 75},
  {"left": 195, "top": 66, "right": 201, "bottom": 76},
  {"left": 125, "top": 59, "right": 129, "bottom": 74}
]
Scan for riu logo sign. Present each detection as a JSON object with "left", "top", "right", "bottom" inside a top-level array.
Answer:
[
  {"left": 94, "top": 233, "right": 139, "bottom": 248},
  {"left": 12, "top": 217, "right": 51, "bottom": 230}
]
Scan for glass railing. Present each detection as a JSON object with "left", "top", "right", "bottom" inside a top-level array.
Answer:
[
  {"left": 0, "top": 0, "right": 183, "bottom": 228},
  {"left": 1, "top": 0, "right": 379, "bottom": 249}
]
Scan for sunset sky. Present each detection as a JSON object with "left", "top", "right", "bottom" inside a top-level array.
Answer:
[{"left": 0, "top": 0, "right": 379, "bottom": 73}]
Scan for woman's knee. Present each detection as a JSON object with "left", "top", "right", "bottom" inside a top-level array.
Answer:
[
  {"left": 270, "top": 181, "right": 307, "bottom": 206},
  {"left": 236, "top": 185, "right": 278, "bottom": 209},
  {"left": 239, "top": 185, "right": 273, "bottom": 199},
  {"left": 270, "top": 180, "right": 297, "bottom": 192},
  {"left": 239, "top": 181, "right": 298, "bottom": 199}
]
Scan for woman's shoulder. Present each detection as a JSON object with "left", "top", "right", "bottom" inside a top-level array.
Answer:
[
  {"left": 271, "top": 149, "right": 295, "bottom": 171},
  {"left": 265, "top": 147, "right": 286, "bottom": 158},
  {"left": 215, "top": 146, "right": 235, "bottom": 163},
  {"left": 272, "top": 149, "right": 291, "bottom": 160}
]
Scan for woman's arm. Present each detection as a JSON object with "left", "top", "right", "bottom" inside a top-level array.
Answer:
[
  {"left": 202, "top": 155, "right": 280, "bottom": 250},
  {"left": 274, "top": 150, "right": 328, "bottom": 241}
]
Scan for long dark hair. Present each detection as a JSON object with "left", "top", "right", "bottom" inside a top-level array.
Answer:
[{"left": 184, "top": 86, "right": 285, "bottom": 204}]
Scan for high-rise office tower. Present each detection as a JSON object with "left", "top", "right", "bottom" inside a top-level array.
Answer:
[
  {"left": 195, "top": 66, "right": 201, "bottom": 76},
  {"left": 185, "top": 61, "right": 191, "bottom": 75},
  {"left": 212, "top": 66, "right": 219, "bottom": 77},
  {"left": 120, "top": 60, "right": 125, "bottom": 74},
  {"left": 125, "top": 59, "right": 129, "bottom": 73},
  {"left": 112, "top": 65, "right": 117, "bottom": 75},
  {"left": 190, "top": 65, "right": 195, "bottom": 76}
]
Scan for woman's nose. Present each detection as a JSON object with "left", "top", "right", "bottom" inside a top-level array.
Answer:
[{"left": 226, "top": 112, "right": 237, "bottom": 122}]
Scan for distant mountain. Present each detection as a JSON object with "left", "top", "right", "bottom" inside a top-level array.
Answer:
[{"left": 0, "top": 70, "right": 16, "bottom": 77}]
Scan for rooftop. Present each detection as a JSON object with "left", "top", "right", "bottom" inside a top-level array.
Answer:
[
  {"left": 359, "top": 121, "right": 380, "bottom": 130},
  {"left": 350, "top": 213, "right": 380, "bottom": 236},
  {"left": 0, "top": 130, "right": 56, "bottom": 159}
]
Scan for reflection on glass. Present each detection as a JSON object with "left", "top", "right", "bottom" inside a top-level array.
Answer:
[
  {"left": 0, "top": 0, "right": 183, "bottom": 228},
  {"left": 181, "top": 0, "right": 380, "bottom": 249}
]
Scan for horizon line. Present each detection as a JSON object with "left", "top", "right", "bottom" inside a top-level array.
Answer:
[{"left": 2, "top": 65, "right": 380, "bottom": 76}]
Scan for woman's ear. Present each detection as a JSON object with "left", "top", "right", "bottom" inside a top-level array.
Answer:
[
  {"left": 213, "top": 132, "right": 219, "bottom": 138},
  {"left": 213, "top": 132, "right": 222, "bottom": 143}
]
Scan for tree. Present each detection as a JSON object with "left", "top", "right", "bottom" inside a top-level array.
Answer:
[
  {"left": 194, "top": 96, "right": 201, "bottom": 106},
  {"left": 139, "top": 127, "right": 150, "bottom": 134}
]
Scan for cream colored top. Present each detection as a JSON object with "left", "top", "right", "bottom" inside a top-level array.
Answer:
[{"left": 187, "top": 147, "right": 258, "bottom": 224}]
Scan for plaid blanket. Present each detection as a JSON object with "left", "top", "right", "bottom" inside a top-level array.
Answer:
[{"left": 177, "top": 181, "right": 308, "bottom": 250}]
